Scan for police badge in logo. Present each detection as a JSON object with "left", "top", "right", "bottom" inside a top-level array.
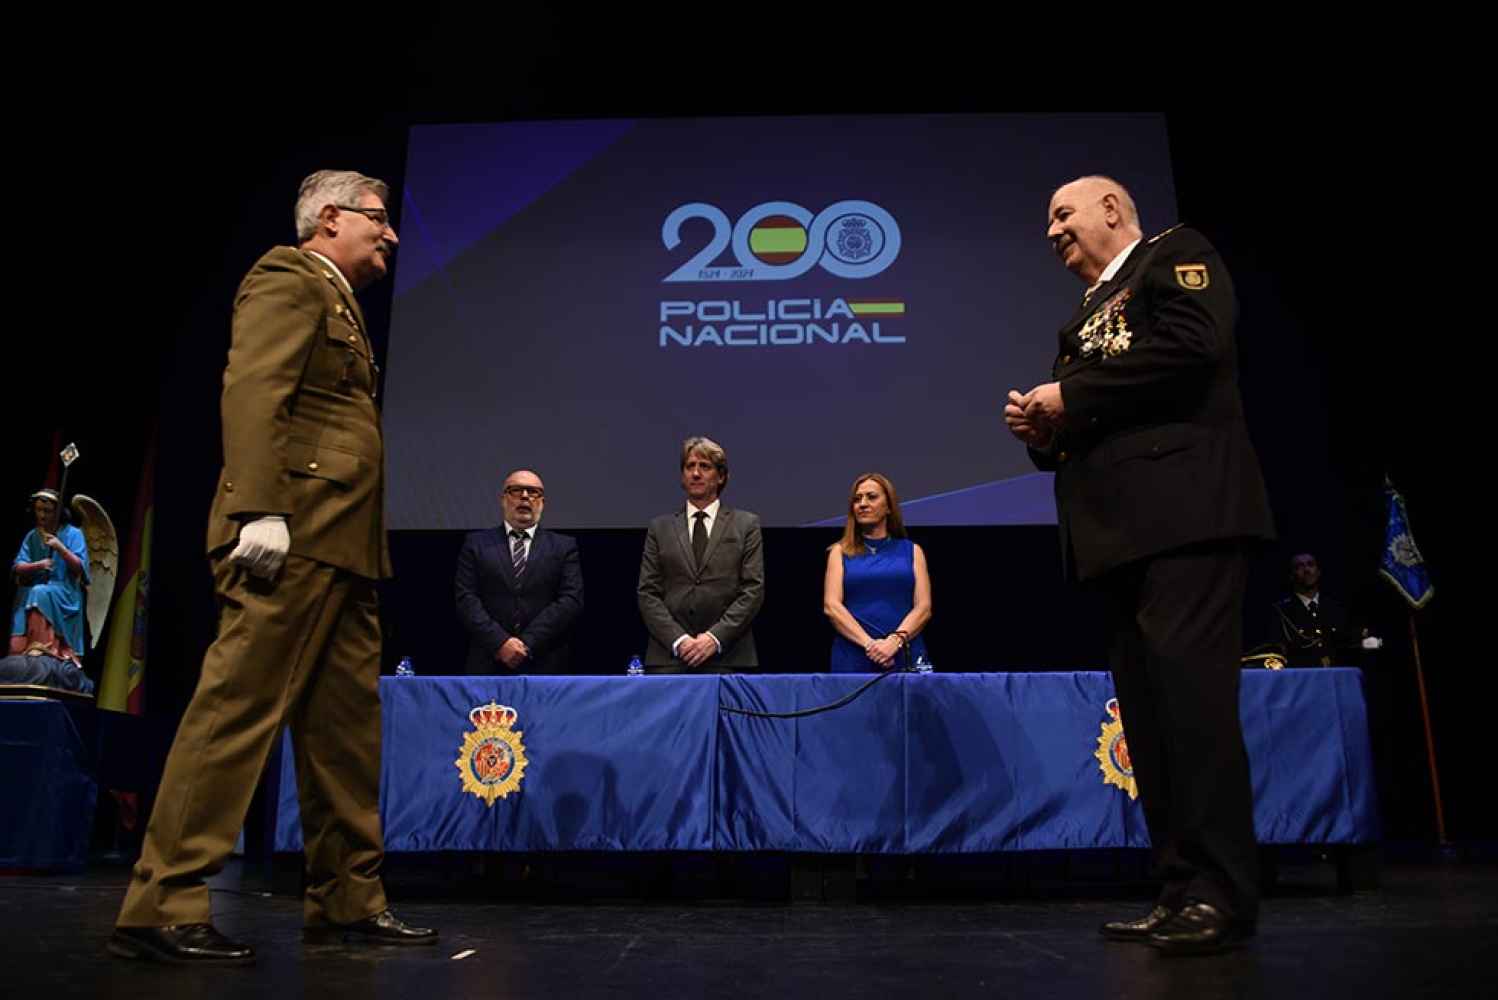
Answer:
[{"left": 826, "top": 213, "right": 885, "bottom": 265}]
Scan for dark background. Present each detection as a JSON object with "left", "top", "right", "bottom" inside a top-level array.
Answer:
[{"left": 9, "top": 21, "right": 1457, "bottom": 843}]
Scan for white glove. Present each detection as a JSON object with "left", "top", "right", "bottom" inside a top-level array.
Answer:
[
  {"left": 230, "top": 515, "right": 290, "bottom": 579},
  {"left": 1361, "top": 636, "right": 1383, "bottom": 650}
]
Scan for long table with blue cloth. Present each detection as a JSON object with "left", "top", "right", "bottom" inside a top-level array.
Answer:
[{"left": 273, "top": 669, "right": 1378, "bottom": 854}]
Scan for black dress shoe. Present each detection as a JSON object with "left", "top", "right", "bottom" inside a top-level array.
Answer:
[
  {"left": 303, "top": 909, "right": 438, "bottom": 946},
  {"left": 1100, "top": 904, "right": 1177, "bottom": 941},
  {"left": 108, "top": 924, "right": 255, "bottom": 965},
  {"left": 1148, "top": 901, "right": 1255, "bottom": 956}
]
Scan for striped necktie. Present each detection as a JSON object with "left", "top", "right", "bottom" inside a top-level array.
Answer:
[{"left": 510, "top": 530, "right": 527, "bottom": 577}]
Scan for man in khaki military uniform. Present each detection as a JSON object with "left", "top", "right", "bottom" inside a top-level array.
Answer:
[{"left": 111, "top": 170, "right": 435, "bottom": 965}]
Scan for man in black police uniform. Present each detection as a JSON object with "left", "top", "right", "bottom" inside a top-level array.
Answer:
[
  {"left": 1005, "top": 175, "right": 1274, "bottom": 955},
  {"left": 1270, "top": 552, "right": 1351, "bottom": 666}
]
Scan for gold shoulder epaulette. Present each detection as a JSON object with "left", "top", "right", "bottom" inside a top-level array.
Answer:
[{"left": 1146, "top": 223, "right": 1184, "bottom": 245}]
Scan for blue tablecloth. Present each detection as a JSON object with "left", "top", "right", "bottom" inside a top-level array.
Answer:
[
  {"left": 274, "top": 670, "right": 1378, "bottom": 853},
  {"left": 0, "top": 700, "right": 98, "bottom": 869}
]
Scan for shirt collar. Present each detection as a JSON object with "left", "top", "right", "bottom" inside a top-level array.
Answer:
[
  {"left": 304, "top": 250, "right": 353, "bottom": 295},
  {"left": 687, "top": 498, "right": 721, "bottom": 520},
  {"left": 503, "top": 521, "right": 537, "bottom": 541},
  {"left": 1096, "top": 238, "right": 1140, "bottom": 287}
]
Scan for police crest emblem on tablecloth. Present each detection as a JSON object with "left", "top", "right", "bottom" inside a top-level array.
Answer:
[
  {"left": 1094, "top": 697, "right": 1138, "bottom": 800},
  {"left": 455, "top": 702, "right": 528, "bottom": 806},
  {"left": 1078, "top": 287, "right": 1133, "bottom": 358}
]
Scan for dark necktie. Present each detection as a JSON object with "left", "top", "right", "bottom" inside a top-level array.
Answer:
[
  {"left": 1307, "top": 600, "right": 1319, "bottom": 619},
  {"left": 510, "top": 530, "right": 527, "bottom": 577},
  {"left": 692, "top": 511, "right": 709, "bottom": 566}
]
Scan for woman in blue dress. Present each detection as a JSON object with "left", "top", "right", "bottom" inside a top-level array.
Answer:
[{"left": 823, "top": 473, "right": 931, "bottom": 672}]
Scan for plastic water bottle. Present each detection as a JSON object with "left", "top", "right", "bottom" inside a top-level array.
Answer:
[
  {"left": 914, "top": 653, "right": 933, "bottom": 675},
  {"left": 626, "top": 654, "right": 644, "bottom": 677},
  {"left": 396, "top": 656, "right": 416, "bottom": 677}
]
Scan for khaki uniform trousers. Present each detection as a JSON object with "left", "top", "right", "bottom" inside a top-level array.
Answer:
[{"left": 117, "top": 552, "right": 387, "bottom": 927}]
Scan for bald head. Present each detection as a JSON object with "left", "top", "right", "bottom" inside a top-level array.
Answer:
[
  {"left": 1046, "top": 175, "right": 1144, "bottom": 285},
  {"left": 501, "top": 468, "right": 546, "bottom": 529}
]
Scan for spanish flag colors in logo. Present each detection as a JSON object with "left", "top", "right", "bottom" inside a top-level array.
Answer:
[
  {"left": 846, "top": 300, "right": 906, "bottom": 317},
  {"left": 747, "top": 215, "right": 808, "bottom": 265}
]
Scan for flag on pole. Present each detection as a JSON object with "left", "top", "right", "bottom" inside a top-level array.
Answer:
[
  {"left": 99, "top": 440, "right": 154, "bottom": 715},
  {"left": 1378, "top": 482, "right": 1434, "bottom": 610}
]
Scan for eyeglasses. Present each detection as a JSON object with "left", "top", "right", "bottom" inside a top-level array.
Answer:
[
  {"left": 504, "top": 486, "right": 545, "bottom": 499},
  {"left": 336, "top": 204, "right": 392, "bottom": 229}
]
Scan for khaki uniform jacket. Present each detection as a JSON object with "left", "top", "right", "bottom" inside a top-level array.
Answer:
[{"left": 205, "top": 247, "right": 392, "bottom": 579}]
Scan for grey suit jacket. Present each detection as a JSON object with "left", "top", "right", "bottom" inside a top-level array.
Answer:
[{"left": 636, "top": 505, "right": 764, "bottom": 668}]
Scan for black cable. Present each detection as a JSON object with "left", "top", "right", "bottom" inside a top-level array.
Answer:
[
  {"left": 718, "top": 665, "right": 909, "bottom": 719},
  {"left": 720, "top": 615, "right": 914, "bottom": 719}
]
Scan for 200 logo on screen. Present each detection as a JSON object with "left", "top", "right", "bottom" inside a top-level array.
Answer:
[{"left": 658, "top": 200, "right": 906, "bottom": 349}]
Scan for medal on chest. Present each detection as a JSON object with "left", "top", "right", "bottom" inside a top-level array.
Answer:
[{"left": 1076, "top": 287, "right": 1134, "bottom": 358}]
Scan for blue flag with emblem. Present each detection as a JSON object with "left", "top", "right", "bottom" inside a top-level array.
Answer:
[{"left": 1378, "top": 483, "right": 1433, "bottom": 610}]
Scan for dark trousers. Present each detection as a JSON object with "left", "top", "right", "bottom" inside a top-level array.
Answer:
[{"left": 1097, "top": 541, "right": 1260, "bottom": 923}]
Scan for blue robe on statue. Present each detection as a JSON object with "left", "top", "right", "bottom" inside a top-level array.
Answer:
[{"left": 11, "top": 523, "right": 90, "bottom": 654}]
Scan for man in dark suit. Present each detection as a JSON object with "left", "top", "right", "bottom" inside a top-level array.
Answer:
[
  {"left": 112, "top": 171, "right": 434, "bottom": 964},
  {"left": 637, "top": 436, "right": 764, "bottom": 673},
  {"left": 455, "top": 469, "right": 583, "bottom": 674},
  {"left": 1005, "top": 175, "right": 1274, "bottom": 956}
]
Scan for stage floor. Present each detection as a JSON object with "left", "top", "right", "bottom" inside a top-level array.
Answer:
[{"left": 2, "top": 855, "right": 1495, "bottom": 998}]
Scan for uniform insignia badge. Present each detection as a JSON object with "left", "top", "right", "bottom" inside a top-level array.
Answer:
[
  {"left": 1174, "top": 263, "right": 1210, "bottom": 290},
  {"left": 1094, "top": 697, "right": 1138, "bottom": 800},
  {"left": 455, "top": 702, "right": 529, "bottom": 806},
  {"left": 1077, "top": 288, "right": 1134, "bottom": 358}
]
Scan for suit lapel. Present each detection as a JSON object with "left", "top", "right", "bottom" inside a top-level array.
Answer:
[
  {"left": 302, "top": 250, "right": 372, "bottom": 357},
  {"left": 527, "top": 528, "right": 549, "bottom": 572},
  {"left": 494, "top": 526, "right": 519, "bottom": 588},
  {"left": 701, "top": 507, "right": 732, "bottom": 569},
  {"left": 674, "top": 511, "right": 695, "bottom": 569}
]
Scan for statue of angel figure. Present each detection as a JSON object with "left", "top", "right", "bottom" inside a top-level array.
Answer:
[{"left": 10, "top": 487, "right": 118, "bottom": 668}]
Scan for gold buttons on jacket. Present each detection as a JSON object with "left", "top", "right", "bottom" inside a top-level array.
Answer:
[
  {"left": 224, "top": 481, "right": 235, "bottom": 492},
  {"left": 1060, "top": 354, "right": 1072, "bottom": 366},
  {"left": 348, "top": 334, "right": 359, "bottom": 345},
  {"left": 1057, "top": 451, "right": 1069, "bottom": 462},
  {"left": 307, "top": 461, "right": 320, "bottom": 472}
]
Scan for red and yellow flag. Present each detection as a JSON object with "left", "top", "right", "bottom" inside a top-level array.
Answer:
[{"left": 98, "top": 440, "right": 154, "bottom": 716}]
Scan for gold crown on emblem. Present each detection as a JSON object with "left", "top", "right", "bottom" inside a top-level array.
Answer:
[{"left": 469, "top": 702, "right": 518, "bottom": 729}]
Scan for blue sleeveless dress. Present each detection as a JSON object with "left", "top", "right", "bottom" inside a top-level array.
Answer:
[{"left": 830, "top": 537, "right": 927, "bottom": 673}]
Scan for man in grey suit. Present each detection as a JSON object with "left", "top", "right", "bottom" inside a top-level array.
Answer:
[{"left": 637, "top": 436, "right": 764, "bottom": 673}]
